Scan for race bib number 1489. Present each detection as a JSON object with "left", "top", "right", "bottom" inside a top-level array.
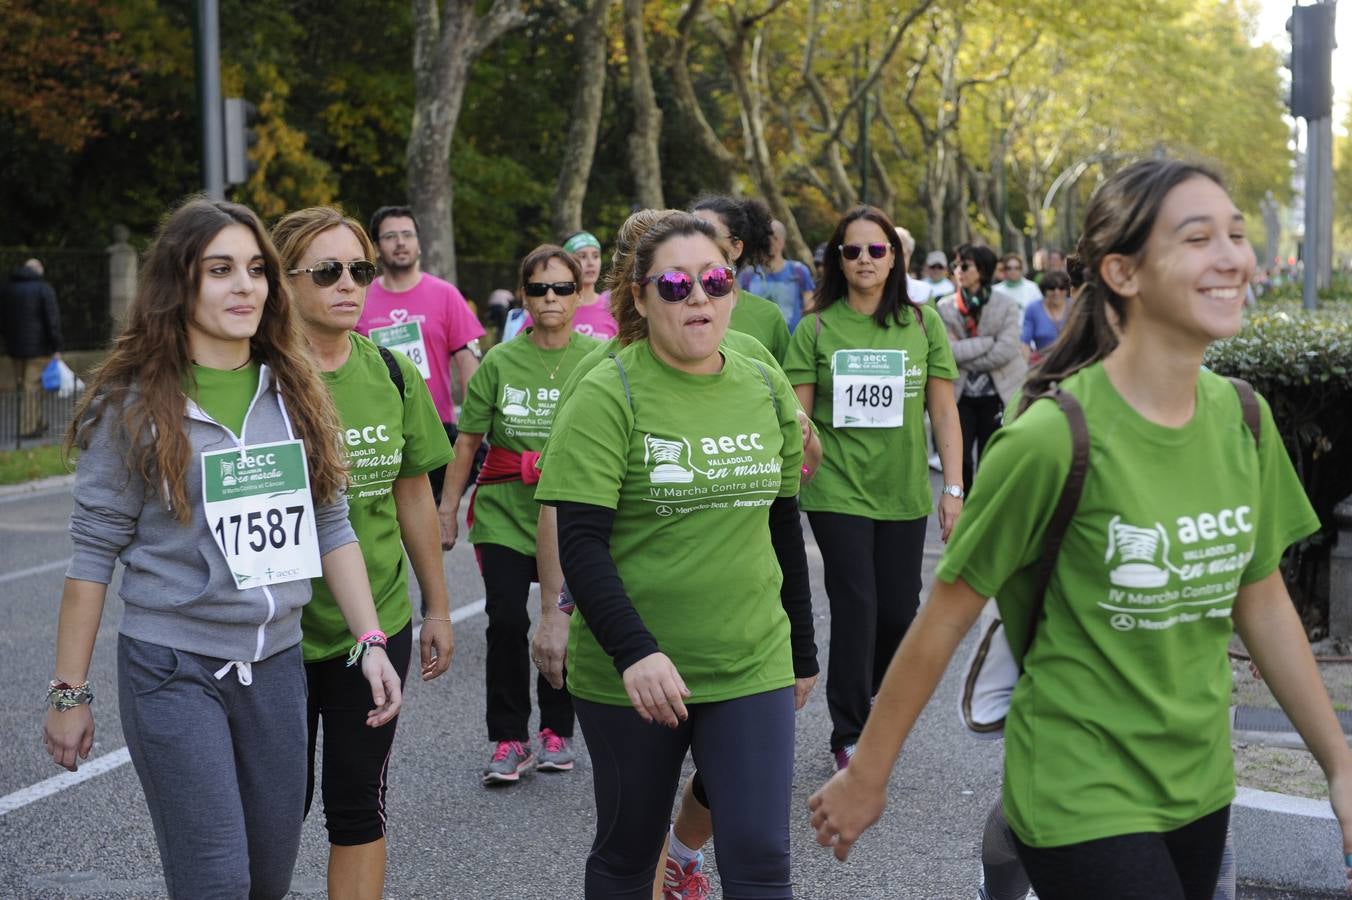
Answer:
[{"left": 832, "top": 349, "right": 906, "bottom": 428}]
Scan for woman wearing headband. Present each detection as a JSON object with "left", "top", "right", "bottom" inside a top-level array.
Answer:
[
  {"left": 536, "top": 212, "right": 816, "bottom": 897},
  {"left": 442, "top": 245, "right": 602, "bottom": 784},
  {"left": 273, "top": 207, "right": 455, "bottom": 899}
]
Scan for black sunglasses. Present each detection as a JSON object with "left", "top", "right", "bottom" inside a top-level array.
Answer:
[
  {"left": 523, "top": 281, "right": 578, "bottom": 297},
  {"left": 287, "top": 260, "right": 377, "bottom": 288},
  {"left": 839, "top": 243, "right": 890, "bottom": 261},
  {"left": 639, "top": 266, "right": 737, "bottom": 303}
]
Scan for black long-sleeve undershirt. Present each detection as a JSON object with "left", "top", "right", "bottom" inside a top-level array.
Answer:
[{"left": 555, "top": 497, "right": 818, "bottom": 679}]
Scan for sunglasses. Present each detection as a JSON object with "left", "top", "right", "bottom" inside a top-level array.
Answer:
[
  {"left": 523, "top": 281, "right": 577, "bottom": 297},
  {"left": 839, "top": 243, "right": 890, "bottom": 261},
  {"left": 954, "top": 261, "right": 975, "bottom": 271},
  {"left": 639, "top": 265, "right": 737, "bottom": 303},
  {"left": 287, "top": 260, "right": 377, "bottom": 287}
]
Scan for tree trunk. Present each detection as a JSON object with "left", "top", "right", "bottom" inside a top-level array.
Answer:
[
  {"left": 622, "top": 0, "right": 663, "bottom": 208},
  {"left": 550, "top": 0, "right": 612, "bottom": 236},
  {"left": 407, "top": 0, "right": 526, "bottom": 282},
  {"left": 669, "top": 0, "right": 736, "bottom": 194}
]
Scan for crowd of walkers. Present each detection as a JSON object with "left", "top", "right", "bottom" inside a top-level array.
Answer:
[{"left": 40, "top": 158, "right": 1352, "bottom": 900}]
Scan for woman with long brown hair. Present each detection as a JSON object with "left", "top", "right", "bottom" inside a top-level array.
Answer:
[
  {"left": 808, "top": 159, "right": 1352, "bottom": 898},
  {"left": 42, "top": 198, "right": 401, "bottom": 900}
]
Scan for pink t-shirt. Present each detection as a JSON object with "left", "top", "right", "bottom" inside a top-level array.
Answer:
[
  {"left": 357, "top": 273, "right": 485, "bottom": 423},
  {"left": 523, "top": 292, "right": 617, "bottom": 339}
]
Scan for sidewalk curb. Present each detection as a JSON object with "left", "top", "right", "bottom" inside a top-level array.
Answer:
[
  {"left": 0, "top": 473, "right": 75, "bottom": 500},
  {"left": 1234, "top": 786, "right": 1343, "bottom": 891}
]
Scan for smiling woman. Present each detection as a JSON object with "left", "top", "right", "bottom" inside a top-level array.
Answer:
[{"left": 46, "top": 198, "right": 401, "bottom": 900}]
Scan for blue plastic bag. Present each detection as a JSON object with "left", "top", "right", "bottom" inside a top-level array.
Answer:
[{"left": 41, "top": 358, "right": 61, "bottom": 392}]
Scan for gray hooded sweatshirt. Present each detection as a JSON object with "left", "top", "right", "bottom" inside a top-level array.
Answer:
[{"left": 67, "top": 365, "right": 356, "bottom": 663}]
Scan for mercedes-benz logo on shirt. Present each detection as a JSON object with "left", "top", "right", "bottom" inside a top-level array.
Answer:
[
  {"left": 1110, "top": 613, "right": 1136, "bottom": 632},
  {"left": 655, "top": 505, "right": 674, "bottom": 517}
]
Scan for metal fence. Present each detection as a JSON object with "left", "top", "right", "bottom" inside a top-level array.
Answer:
[
  {"left": 0, "top": 386, "right": 84, "bottom": 451},
  {"left": 0, "top": 248, "right": 112, "bottom": 352}
]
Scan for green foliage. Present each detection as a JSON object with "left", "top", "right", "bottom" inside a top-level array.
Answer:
[
  {"left": 0, "top": 445, "right": 75, "bottom": 485},
  {"left": 1205, "top": 306, "right": 1352, "bottom": 628}
]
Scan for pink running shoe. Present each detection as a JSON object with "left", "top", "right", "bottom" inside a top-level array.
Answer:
[
  {"left": 482, "top": 740, "right": 535, "bottom": 785},
  {"left": 661, "top": 852, "right": 710, "bottom": 900},
  {"left": 536, "top": 728, "right": 575, "bottom": 772}
]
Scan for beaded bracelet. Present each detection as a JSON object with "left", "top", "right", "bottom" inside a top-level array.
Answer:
[
  {"left": 345, "top": 629, "right": 389, "bottom": 667},
  {"left": 47, "top": 679, "right": 95, "bottom": 712}
]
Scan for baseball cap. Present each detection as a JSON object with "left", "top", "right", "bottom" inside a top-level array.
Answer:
[{"left": 925, "top": 251, "right": 948, "bottom": 268}]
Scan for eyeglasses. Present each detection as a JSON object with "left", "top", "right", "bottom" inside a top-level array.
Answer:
[
  {"left": 287, "top": 260, "right": 377, "bottom": 287},
  {"left": 639, "top": 265, "right": 737, "bottom": 303},
  {"left": 839, "top": 243, "right": 890, "bottom": 261},
  {"left": 926, "top": 263, "right": 946, "bottom": 270},
  {"left": 523, "top": 281, "right": 577, "bottom": 297},
  {"left": 954, "top": 261, "right": 975, "bottom": 272},
  {"left": 378, "top": 230, "right": 416, "bottom": 242}
]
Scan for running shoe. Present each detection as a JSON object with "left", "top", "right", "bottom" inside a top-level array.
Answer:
[
  {"left": 661, "top": 851, "right": 711, "bottom": 900},
  {"left": 833, "top": 743, "right": 856, "bottom": 771},
  {"left": 535, "top": 728, "right": 575, "bottom": 772},
  {"left": 482, "top": 740, "right": 535, "bottom": 785}
]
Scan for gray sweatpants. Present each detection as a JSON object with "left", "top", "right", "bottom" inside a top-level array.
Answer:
[{"left": 118, "top": 634, "right": 308, "bottom": 900}]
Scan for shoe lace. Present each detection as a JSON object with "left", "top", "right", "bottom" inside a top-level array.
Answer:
[
  {"left": 492, "top": 740, "right": 525, "bottom": 762},
  {"left": 673, "top": 861, "right": 710, "bottom": 900},
  {"left": 540, "top": 728, "right": 566, "bottom": 754}
]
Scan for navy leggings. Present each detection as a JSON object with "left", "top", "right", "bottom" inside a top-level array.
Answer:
[
  {"left": 1013, "top": 805, "right": 1230, "bottom": 900},
  {"left": 574, "top": 687, "right": 795, "bottom": 899}
]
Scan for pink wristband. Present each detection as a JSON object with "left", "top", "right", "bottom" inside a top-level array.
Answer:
[{"left": 357, "top": 629, "right": 388, "bottom": 646}]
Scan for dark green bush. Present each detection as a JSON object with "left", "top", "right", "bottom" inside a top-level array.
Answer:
[{"left": 1204, "top": 305, "right": 1352, "bottom": 632}]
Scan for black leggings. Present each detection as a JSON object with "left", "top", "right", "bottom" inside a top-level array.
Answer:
[
  {"left": 574, "top": 688, "right": 795, "bottom": 899},
  {"left": 957, "top": 393, "right": 1002, "bottom": 491},
  {"left": 1013, "top": 805, "right": 1230, "bottom": 900},
  {"left": 480, "top": 542, "right": 573, "bottom": 741},
  {"left": 807, "top": 512, "right": 926, "bottom": 750},
  {"left": 305, "top": 623, "right": 412, "bottom": 846}
]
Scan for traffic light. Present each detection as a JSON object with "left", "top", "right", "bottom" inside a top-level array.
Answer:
[
  {"left": 1288, "top": 4, "right": 1336, "bottom": 120},
  {"left": 223, "top": 97, "right": 259, "bottom": 186}
]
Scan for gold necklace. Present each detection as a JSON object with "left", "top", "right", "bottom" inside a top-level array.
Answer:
[{"left": 532, "top": 336, "right": 571, "bottom": 380}]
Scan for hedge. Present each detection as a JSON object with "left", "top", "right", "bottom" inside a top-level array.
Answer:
[{"left": 1204, "top": 304, "right": 1352, "bottom": 632}]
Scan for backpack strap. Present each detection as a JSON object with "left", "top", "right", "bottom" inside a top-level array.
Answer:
[
  {"left": 607, "top": 352, "right": 634, "bottom": 412},
  {"left": 376, "top": 345, "right": 405, "bottom": 399},
  {"left": 1021, "top": 386, "right": 1090, "bottom": 671},
  {"left": 1226, "top": 376, "right": 1261, "bottom": 450},
  {"left": 752, "top": 361, "right": 780, "bottom": 418}
]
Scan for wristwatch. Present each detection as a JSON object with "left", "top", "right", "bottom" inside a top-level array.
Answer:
[{"left": 942, "top": 484, "right": 965, "bottom": 499}]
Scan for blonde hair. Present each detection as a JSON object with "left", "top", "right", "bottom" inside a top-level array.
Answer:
[{"left": 271, "top": 206, "right": 376, "bottom": 271}]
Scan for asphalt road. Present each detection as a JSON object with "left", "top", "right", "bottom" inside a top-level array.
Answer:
[{"left": 0, "top": 477, "right": 1342, "bottom": 899}]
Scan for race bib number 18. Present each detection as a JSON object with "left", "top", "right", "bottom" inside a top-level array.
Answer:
[
  {"left": 832, "top": 349, "right": 906, "bottom": 428},
  {"left": 368, "top": 320, "right": 431, "bottom": 380},
  {"left": 201, "top": 439, "right": 322, "bottom": 590}
]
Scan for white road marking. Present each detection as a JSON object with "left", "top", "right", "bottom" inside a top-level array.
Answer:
[
  {"left": 1, "top": 597, "right": 490, "bottom": 817},
  {"left": 0, "top": 558, "right": 69, "bottom": 585}
]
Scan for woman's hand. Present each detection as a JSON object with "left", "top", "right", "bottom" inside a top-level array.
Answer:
[
  {"left": 419, "top": 618, "right": 454, "bottom": 681},
  {"left": 42, "top": 705, "right": 95, "bottom": 772},
  {"left": 1328, "top": 768, "right": 1352, "bottom": 893},
  {"left": 438, "top": 502, "right": 460, "bottom": 551},
  {"left": 938, "top": 493, "right": 963, "bottom": 542},
  {"left": 621, "top": 652, "right": 690, "bottom": 727},
  {"left": 794, "top": 675, "right": 818, "bottom": 711},
  {"left": 532, "top": 609, "right": 570, "bottom": 690},
  {"left": 808, "top": 766, "right": 887, "bottom": 862},
  {"left": 360, "top": 646, "right": 403, "bottom": 727}
]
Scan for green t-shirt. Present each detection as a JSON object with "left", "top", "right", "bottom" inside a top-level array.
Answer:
[
  {"left": 935, "top": 363, "right": 1320, "bottom": 848},
  {"left": 304, "top": 333, "right": 453, "bottom": 662},
  {"left": 730, "top": 289, "right": 791, "bottom": 363},
  {"left": 186, "top": 361, "right": 261, "bottom": 436},
  {"left": 534, "top": 339, "right": 804, "bottom": 705},
  {"left": 783, "top": 301, "right": 957, "bottom": 520},
  {"left": 459, "top": 329, "right": 601, "bottom": 556}
]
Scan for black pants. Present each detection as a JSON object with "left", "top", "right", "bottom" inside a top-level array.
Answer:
[
  {"left": 480, "top": 542, "right": 573, "bottom": 741},
  {"left": 574, "top": 688, "right": 795, "bottom": 899},
  {"left": 428, "top": 422, "right": 487, "bottom": 506},
  {"left": 958, "top": 393, "right": 1003, "bottom": 491},
  {"left": 305, "top": 623, "right": 413, "bottom": 846},
  {"left": 1013, "top": 805, "right": 1230, "bottom": 900},
  {"left": 808, "top": 511, "right": 927, "bottom": 751}
]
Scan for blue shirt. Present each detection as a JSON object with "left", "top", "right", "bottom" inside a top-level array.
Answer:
[
  {"left": 738, "top": 261, "right": 815, "bottom": 331},
  {"left": 1021, "top": 298, "right": 1069, "bottom": 351}
]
